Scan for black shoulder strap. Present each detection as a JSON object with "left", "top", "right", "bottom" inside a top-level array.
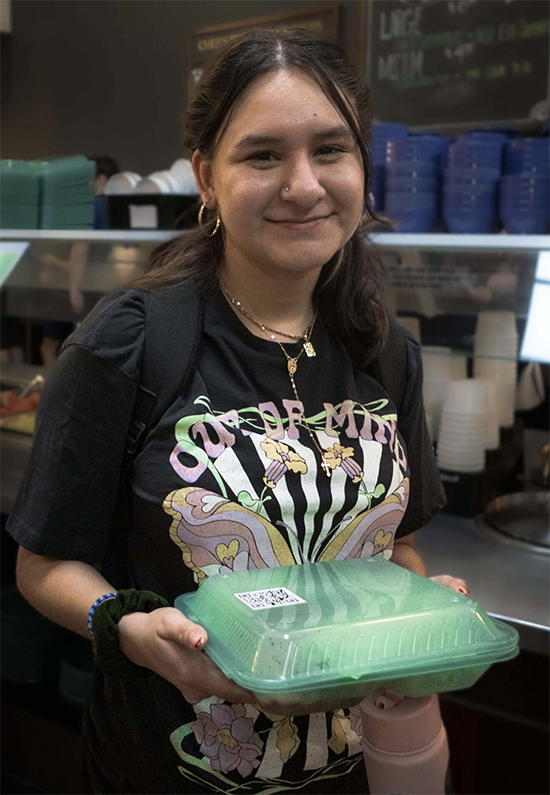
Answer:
[
  {"left": 126, "top": 286, "right": 204, "bottom": 455},
  {"left": 369, "top": 316, "right": 409, "bottom": 412}
]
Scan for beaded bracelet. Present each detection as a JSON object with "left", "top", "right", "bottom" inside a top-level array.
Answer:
[{"left": 87, "top": 592, "right": 117, "bottom": 637}]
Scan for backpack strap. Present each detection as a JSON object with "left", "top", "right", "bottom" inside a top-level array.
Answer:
[
  {"left": 107, "top": 287, "right": 203, "bottom": 585},
  {"left": 125, "top": 286, "right": 204, "bottom": 456},
  {"left": 368, "top": 316, "right": 409, "bottom": 413}
]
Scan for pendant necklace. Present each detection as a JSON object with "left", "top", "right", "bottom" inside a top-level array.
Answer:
[
  {"left": 275, "top": 338, "right": 332, "bottom": 478},
  {"left": 220, "top": 280, "right": 317, "bottom": 357},
  {"left": 219, "top": 279, "right": 331, "bottom": 476}
]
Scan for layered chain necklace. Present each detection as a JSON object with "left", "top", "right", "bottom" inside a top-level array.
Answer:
[{"left": 219, "top": 280, "right": 332, "bottom": 477}]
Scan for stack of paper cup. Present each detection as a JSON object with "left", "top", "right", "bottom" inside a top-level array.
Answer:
[
  {"left": 422, "top": 346, "right": 452, "bottom": 442},
  {"left": 474, "top": 311, "right": 518, "bottom": 351},
  {"left": 450, "top": 352, "right": 468, "bottom": 381},
  {"left": 477, "top": 379, "right": 500, "bottom": 451},
  {"left": 473, "top": 311, "right": 518, "bottom": 428},
  {"left": 437, "top": 380, "right": 488, "bottom": 472}
]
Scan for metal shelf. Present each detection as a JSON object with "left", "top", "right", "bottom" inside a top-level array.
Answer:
[
  {"left": 0, "top": 229, "right": 181, "bottom": 243},
  {"left": 368, "top": 233, "right": 550, "bottom": 252},
  {"left": 1, "top": 229, "right": 549, "bottom": 252}
]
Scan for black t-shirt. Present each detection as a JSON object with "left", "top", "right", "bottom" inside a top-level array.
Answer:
[{"left": 6, "top": 286, "right": 445, "bottom": 795}]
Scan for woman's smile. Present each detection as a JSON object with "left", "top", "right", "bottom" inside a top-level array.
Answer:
[{"left": 266, "top": 214, "right": 334, "bottom": 231}]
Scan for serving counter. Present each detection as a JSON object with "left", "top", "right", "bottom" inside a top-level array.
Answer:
[{"left": 416, "top": 512, "right": 549, "bottom": 656}]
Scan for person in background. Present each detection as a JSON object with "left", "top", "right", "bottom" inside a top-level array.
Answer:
[
  {"left": 0, "top": 316, "right": 24, "bottom": 365},
  {"left": 89, "top": 155, "right": 119, "bottom": 230},
  {"left": 39, "top": 156, "right": 119, "bottom": 367},
  {"left": 39, "top": 240, "right": 89, "bottom": 368},
  {"left": 10, "top": 29, "right": 467, "bottom": 794},
  {"left": 90, "top": 155, "right": 119, "bottom": 196}
]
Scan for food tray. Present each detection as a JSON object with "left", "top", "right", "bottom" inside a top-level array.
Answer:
[{"left": 175, "top": 558, "right": 518, "bottom": 706}]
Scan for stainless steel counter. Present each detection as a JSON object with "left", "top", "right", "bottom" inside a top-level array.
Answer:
[{"left": 415, "top": 512, "right": 550, "bottom": 655}]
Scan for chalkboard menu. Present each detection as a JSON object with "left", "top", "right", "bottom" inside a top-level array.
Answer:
[{"left": 366, "top": 0, "right": 549, "bottom": 127}]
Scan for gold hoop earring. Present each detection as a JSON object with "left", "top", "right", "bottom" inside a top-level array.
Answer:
[{"left": 198, "top": 203, "right": 221, "bottom": 237}]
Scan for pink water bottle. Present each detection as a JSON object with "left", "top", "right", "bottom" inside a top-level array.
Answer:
[{"left": 360, "top": 687, "right": 449, "bottom": 794}]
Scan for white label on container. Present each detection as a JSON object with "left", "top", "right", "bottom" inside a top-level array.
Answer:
[
  {"left": 234, "top": 587, "right": 306, "bottom": 611},
  {"left": 129, "top": 204, "right": 158, "bottom": 229}
]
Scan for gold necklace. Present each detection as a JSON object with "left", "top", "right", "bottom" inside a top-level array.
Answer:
[
  {"left": 276, "top": 338, "right": 332, "bottom": 478},
  {"left": 220, "top": 279, "right": 316, "bottom": 356},
  {"left": 219, "top": 280, "right": 331, "bottom": 477}
]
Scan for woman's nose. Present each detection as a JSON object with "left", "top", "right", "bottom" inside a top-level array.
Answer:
[{"left": 282, "top": 157, "right": 326, "bottom": 207}]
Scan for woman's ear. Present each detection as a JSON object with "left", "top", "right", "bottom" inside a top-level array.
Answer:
[{"left": 191, "top": 150, "right": 216, "bottom": 208}]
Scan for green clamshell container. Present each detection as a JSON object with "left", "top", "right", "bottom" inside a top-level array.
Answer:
[{"left": 175, "top": 558, "right": 519, "bottom": 708}]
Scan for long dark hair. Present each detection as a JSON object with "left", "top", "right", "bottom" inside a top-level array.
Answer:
[{"left": 134, "top": 27, "right": 387, "bottom": 368}]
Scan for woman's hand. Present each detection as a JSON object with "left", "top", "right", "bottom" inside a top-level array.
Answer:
[
  {"left": 118, "top": 607, "right": 362, "bottom": 716},
  {"left": 429, "top": 574, "right": 469, "bottom": 595},
  {"left": 118, "top": 607, "right": 254, "bottom": 705}
]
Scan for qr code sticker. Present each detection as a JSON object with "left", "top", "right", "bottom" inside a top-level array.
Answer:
[{"left": 234, "top": 587, "right": 306, "bottom": 611}]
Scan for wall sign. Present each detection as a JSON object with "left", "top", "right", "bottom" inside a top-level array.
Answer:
[{"left": 188, "top": 6, "right": 340, "bottom": 100}]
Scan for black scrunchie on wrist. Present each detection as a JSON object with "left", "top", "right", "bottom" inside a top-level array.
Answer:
[{"left": 91, "top": 588, "right": 169, "bottom": 679}]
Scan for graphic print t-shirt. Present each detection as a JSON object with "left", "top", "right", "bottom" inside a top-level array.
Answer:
[{"left": 6, "top": 287, "right": 446, "bottom": 795}]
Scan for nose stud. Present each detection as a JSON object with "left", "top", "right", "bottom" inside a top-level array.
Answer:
[{"left": 284, "top": 187, "right": 290, "bottom": 192}]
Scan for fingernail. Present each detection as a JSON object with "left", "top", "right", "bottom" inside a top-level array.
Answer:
[
  {"left": 458, "top": 588, "right": 467, "bottom": 595},
  {"left": 190, "top": 632, "right": 205, "bottom": 649}
]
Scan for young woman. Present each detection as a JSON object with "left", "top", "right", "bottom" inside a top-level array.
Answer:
[{"left": 9, "top": 28, "right": 467, "bottom": 794}]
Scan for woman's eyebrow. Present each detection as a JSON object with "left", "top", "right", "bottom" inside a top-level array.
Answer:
[{"left": 233, "top": 125, "right": 354, "bottom": 150}]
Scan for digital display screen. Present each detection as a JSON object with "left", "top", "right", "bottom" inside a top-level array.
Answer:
[{"left": 520, "top": 262, "right": 550, "bottom": 364}]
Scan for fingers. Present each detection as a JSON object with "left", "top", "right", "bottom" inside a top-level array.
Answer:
[
  {"left": 199, "top": 655, "right": 255, "bottom": 704},
  {"left": 455, "top": 581, "right": 469, "bottom": 595},
  {"left": 153, "top": 611, "right": 253, "bottom": 704},
  {"left": 180, "top": 667, "right": 254, "bottom": 707},
  {"left": 156, "top": 607, "right": 208, "bottom": 650},
  {"left": 430, "top": 574, "right": 469, "bottom": 595},
  {"left": 181, "top": 681, "right": 254, "bottom": 707},
  {"left": 180, "top": 685, "right": 211, "bottom": 705}
]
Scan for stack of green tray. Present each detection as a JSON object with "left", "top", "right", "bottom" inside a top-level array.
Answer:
[
  {"left": 29, "top": 156, "right": 95, "bottom": 229},
  {"left": 0, "top": 160, "right": 40, "bottom": 229}
]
